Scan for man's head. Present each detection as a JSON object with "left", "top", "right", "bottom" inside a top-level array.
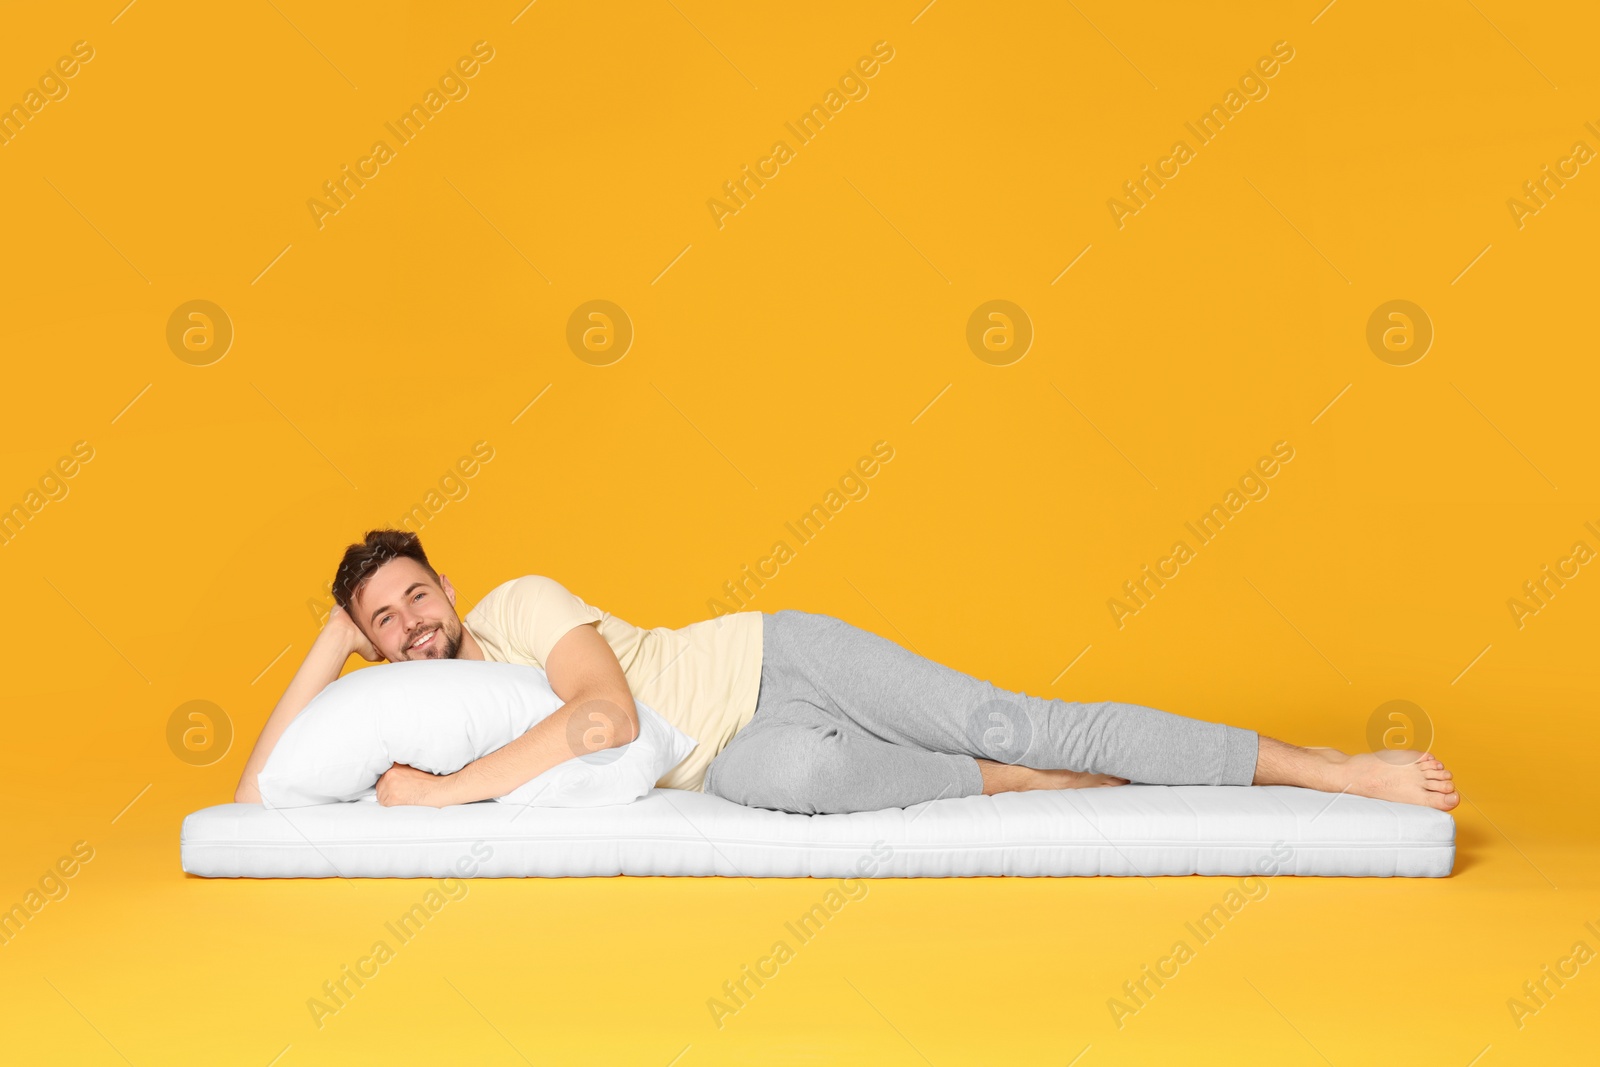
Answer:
[{"left": 332, "top": 529, "right": 467, "bottom": 662}]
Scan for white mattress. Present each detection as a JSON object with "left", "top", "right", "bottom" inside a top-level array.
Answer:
[{"left": 181, "top": 785, "right": 1455, "bottom": 878}]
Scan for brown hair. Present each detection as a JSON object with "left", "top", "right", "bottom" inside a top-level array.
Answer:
[{"left": 332, "top": 528, "right": 440, "bottom": 618}]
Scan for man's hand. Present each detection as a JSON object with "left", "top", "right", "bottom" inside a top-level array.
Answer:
[
  {"left": 376, "top": 763, "right": 453, "bottom": 807},
  {"left": 328, "top": 603, "right": 383, "bottom": 662}
]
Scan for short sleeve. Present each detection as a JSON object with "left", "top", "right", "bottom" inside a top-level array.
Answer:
[{"left": 485, "top": 575, "right": 605, "bottom": 667}]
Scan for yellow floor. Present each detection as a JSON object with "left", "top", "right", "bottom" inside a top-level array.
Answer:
[{"left": 4, "top": 764, "right": 1597, "bottom": 1064}]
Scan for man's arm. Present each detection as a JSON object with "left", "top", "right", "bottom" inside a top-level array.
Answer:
[
  {"left": 428, "top": 622, "right": 639, "bottom": 805},
  {"left": 234, "top": 605, "right": 380, "bottom": 803}
]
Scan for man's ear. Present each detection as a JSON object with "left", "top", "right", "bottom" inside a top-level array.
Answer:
[{"left": 440, "top": 573, "right": 456, "bottom": 608}]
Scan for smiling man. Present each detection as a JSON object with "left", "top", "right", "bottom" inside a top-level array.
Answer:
[
  {"left": 234, "top": 528, "right": 1460, "bottom": 815},
  {"left": 233, "top": 528, "right": 754, "bottom": 807}
]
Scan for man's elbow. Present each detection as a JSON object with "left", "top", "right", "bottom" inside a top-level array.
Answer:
[
  {"left": 614, "top": 693, "right": 640, "bottom": 747},
  {"left": 575, "top": 690, "right": 639, "bottom": 750}
]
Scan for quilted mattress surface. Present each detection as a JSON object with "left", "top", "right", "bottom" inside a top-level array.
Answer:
[{"left": 181, "top": 784, "right": 1456, "bottom": 879}]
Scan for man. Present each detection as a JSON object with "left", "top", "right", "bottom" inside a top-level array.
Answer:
[{"left": 234, "top": 529, "right": 1459, "bottom": 814}]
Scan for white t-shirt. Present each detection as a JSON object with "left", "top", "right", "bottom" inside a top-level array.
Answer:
[{"left": 462, "top": 575, "right": 763, "bottom": 791}]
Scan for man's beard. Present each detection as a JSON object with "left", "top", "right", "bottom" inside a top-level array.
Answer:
[{"left": 403, "top": 620, "right": 461, "bottom": 660}]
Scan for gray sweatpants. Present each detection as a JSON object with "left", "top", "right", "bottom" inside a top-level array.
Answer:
[{"left": 701, "top": 609, "right": 1260, "bottom": 814}]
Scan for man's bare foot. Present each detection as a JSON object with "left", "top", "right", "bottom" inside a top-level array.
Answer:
[
  {"left": 1254, "top": 738, "right": 1460, "bottom": 812},
  {"left": 1315, "top": 749, "right": 1460, "bottom": 812},
  {"left": 977, "top": 759, "right": 1129, "bottom": 796}
]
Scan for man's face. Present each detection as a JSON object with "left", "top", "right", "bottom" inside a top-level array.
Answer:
[{"left": 351, "top": 558, "right": 466, "bottom": 662}]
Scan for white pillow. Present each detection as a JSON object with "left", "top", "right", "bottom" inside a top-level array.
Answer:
[{"left": 256, "top": 658, "right": 697, "bottom": 809}]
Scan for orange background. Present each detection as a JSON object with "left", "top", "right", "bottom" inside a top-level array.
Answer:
[{"left": 2, "top": 0, "right": 1597, "bottom": 1062}]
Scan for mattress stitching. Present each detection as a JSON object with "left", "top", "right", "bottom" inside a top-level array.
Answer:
[{"left": 185, "top": 836, "right": 1454, "bottom": 851}]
